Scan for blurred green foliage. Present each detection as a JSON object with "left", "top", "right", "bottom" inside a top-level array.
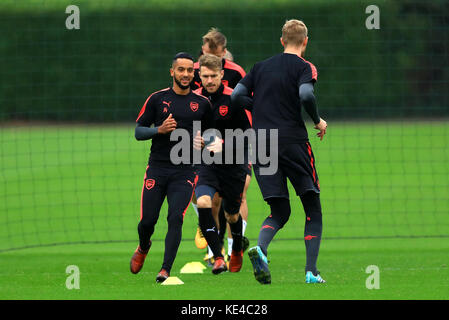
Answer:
[{"left": 0, "top": 0, "right": 448, "bottom": 121}]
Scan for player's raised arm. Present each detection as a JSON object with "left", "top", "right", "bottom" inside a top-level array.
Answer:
[{"left": 299, "top": 82, "right": 327, "bottom": 140}]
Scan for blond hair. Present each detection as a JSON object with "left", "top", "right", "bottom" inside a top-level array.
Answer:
[
  {"left": 282, "top": 19, "right": 308, "bottom": 47},
  {"left": 202, "top": 27, "right": 227, "bottom": 51},
  {"left": 199, "top": 53, "right": 223, "bottom": 71}
]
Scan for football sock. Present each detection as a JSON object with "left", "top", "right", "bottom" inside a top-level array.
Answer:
[
  {"left": 229, "top": 214, "right": 243, "bottom": 252},
  {"left": 137, "top": 222, "right": 153, "bottom": 252},
  {"left": 207, "top": 245, "right": 213, "bottom": 257},
  {"left": 227, "top": 218, "right": 246, "bottom": 256},
  {"left": 300, "top": 191, "right": 323, "bottom": 275},
  {"left": 228, "top": 220, "right": 246, "bottom": 255},
  {"left": 198, "top": 208, "right": 223, "bottom": 258},
  {"left": 218, "top": 203, "right": 227, "bottom": 243},
  {"left": 227, "top": 237, "right": 233, "bottom": 256},
  {"left": 242, "top": 219, "right": 247, "bottom": 236},
  {"left": 257, "top": 197, "right": 291, "bottom": 256}
]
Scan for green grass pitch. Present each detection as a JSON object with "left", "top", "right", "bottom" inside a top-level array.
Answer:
[{"left": 0, "top": 121, "right": 448, "bottom": 299}]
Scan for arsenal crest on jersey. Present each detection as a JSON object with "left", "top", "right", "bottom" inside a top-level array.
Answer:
[
  {"left": 145, "top": 178, "right": 155, "bottom": 190},
  {"left": 190, "top": 101, "right": 199, "bottom": 112},
  {"left": 219, "top": 105, "right": 228, "bottom": 116}
]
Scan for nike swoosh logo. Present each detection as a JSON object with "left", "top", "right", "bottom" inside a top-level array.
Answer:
[
  {"left": 206, "top": 227, "right": 216, "bottom": 233},
  {"left": 304, "top": 235, "right": 318, "bottom": 240},
  {"left": 261, "top": 225, "right": 275, "bottom": 230},
  {"left": 186, "top": 180, "right": 194, "bottom": 187}
]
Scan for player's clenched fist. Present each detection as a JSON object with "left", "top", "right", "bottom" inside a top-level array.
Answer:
[
  {"left": 158, "top": 113, "right": 177, "bottom": 134},
  {"left": 193, "top": 130, "right": 205, "bottom": 150},
  {"left": 206, "top": 136, "right": 223, "bottom": 153}
]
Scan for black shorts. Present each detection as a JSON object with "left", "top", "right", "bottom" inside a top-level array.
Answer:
[
  {"left": 253, "top": 142, "right": 320, "bottom": 200},
  {"left": 195, "top": 164, "right": 247, "bottom": 214}
]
